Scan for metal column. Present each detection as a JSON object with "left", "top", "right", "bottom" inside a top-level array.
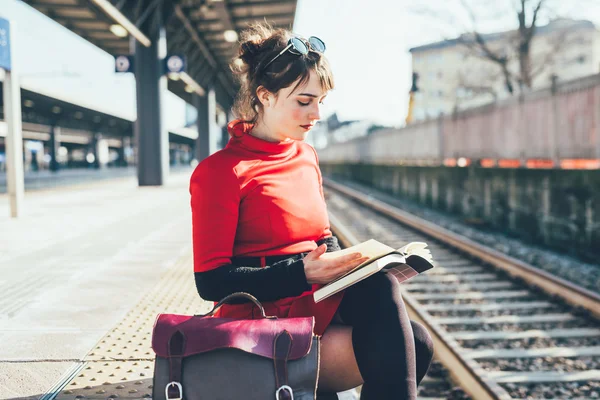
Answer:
[
  {"left": 49, "top": 125, "right": 60, "bottom": 172},
  {"left": 1, "top": 17, "right": 24, "bottom": 217},
  {"left": 134, "top": 5, "right": 168, "bottom": 186},
  {"left": 221, "top": 110, "right": 233, "bottom": 150},
  {"left": 194, "top": 87, "right": 218, "bottom": 162}
]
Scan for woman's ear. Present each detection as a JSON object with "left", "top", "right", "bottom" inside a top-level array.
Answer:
[{"left": 256, "top": 86, "right": 273, "bottom": 108}]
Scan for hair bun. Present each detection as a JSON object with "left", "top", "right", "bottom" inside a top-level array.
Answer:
[{"left": 239, "top": 37, "right": 262, "bottom": 66}]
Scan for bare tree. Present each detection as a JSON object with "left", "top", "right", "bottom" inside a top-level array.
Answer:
[
  {"left": 516, "top": 0, "right": 544, "bottom": 87},
  {"left": 457, "top": 0, "right": 544, "bottom": 94},
  {"left": 456, "top": 29, "right": 516, "bottom": 94},
  {"left": 455, "top": 69, "right": 501, "bottom": 103},
  {"left": 411, "top": 0, "right": 598, "bottom": 98}
]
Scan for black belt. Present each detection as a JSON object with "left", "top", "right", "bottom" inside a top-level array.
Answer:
[
  {"left": 230, "top": 252, "right": 308, "bottom": 268},
  {"left": 229, "top": 237, "right": 336, "bottom": 268}
]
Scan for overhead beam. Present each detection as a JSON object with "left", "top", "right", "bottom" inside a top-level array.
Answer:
[
  {"left": 194, "top": 13, "right": 294, "bottom": 25},
  {"left": 211, "top": 0, "right": 236, "bottom": 35},
  {"left": 233, "top": 13, "right": 294, "bottom": 24},
  {"left": 173, "top": 4, "right": 236, "bottom": 98},
  {"left": 227, "top": 0, "right": 296, "bottom": 8},
  {"left": 89, "top": 0, "right": 151, "bottom": 47},
  {"left": 186, "top": 52, "right": 207, "bottom": 75},
  {"left": 193, "top": 62, "right": 215, "bottom": 88}
]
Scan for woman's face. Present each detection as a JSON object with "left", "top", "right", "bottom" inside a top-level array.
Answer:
[{"left": 259, "top": 69, "right": 328, "bottom": 141}]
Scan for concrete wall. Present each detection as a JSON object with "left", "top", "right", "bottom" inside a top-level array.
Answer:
[
  {"left": 318, "top": 74, "right": 600, "bottom": 164},
  {"left": 321, "top": 163, "right": 600, "bottom": 260}
]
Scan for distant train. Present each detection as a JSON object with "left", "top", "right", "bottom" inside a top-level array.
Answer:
[{"left": 318, "top": 74, "right": 600, "bottom": 170}]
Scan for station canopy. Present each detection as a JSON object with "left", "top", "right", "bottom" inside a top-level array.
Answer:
[{"left": 22, "top": 0, "right": 299, "bottom": 107}]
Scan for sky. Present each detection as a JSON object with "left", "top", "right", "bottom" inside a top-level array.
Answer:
[{"left": 1, "top": 0, "right": 600, "bottom": 128}]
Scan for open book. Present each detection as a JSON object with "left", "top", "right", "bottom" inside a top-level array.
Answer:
[{"left": 313, "top": 239, "right": 435, "bottom": 303}]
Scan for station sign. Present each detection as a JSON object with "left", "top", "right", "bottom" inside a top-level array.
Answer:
[
  {"left": 0, "top": 18, "right": 11, "bottom": 71},
  {"left": 163, "top": 54, "right": 186, "bottom": 74},
  {"left": 114, "top": 54, "right": 186, "bottom": 76},
  {"left": 114, "top": 55, "right": 134, "bottom": 73}
]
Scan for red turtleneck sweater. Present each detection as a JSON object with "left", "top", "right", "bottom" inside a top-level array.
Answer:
[{"left": 189, "top": 120, "right": 343, "bottom": 335}]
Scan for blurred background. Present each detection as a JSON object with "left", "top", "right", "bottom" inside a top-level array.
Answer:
[
  {"left": 2, "top": 0, "right": 600, "bottom": 169},
  {"left": 1, "top": 0, "right": 600, "bottom": 252},
  {"left": 1, "top": 2, "right": 600, "bottom": 399},
  {"left": 0, "top": 0, "right": 600, "bottom": 254}
]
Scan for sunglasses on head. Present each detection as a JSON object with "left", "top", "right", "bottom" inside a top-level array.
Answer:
[{"left": 263, "top": 36, "right": 326, "bottom": 71}]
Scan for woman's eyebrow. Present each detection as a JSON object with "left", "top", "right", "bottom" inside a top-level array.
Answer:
[{"left": 298, "top": 93, "right": 327, "bottom": 98}]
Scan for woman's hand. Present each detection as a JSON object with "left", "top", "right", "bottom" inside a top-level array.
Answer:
[{"left": 303, "top": 244, "right": 370, "bottom": 285}]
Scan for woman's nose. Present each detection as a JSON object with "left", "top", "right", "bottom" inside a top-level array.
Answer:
[{"left": 309, "top": 104, "right": 321, "bottom": 121}]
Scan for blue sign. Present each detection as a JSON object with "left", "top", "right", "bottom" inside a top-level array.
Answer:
[
  {"left": 0, "top": 18, "right": 11, "bottom": 71},
  {"left": 114, "top": 55, "right": 134, "bottom": 73},
  {"left": 164, "top": 54, "right": 186, "bottom": 74}
]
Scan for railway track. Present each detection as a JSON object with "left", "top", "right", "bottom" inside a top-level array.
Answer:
[{"left": 324, "top": 178, "right": 600, "bottom": 400}]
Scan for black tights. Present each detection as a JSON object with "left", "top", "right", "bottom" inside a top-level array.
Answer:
[{"left": 319, "top": 272, "right": 434, "bottom": 400}]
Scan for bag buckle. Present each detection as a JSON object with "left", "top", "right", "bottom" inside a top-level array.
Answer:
[
  {"left": 275, "top": 385, "right": 294, "bottom": 400},
  {"left": 165, "top": 381, "right": 183, "bottom": 400}
]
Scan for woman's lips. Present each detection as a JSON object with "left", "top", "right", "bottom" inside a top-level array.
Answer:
[{"left": 300, "top": 125, "right": 314, "bottom": 130}]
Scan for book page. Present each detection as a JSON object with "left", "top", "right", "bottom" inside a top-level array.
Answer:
[
  {"left": 315, "top": 254, "right": 418, "bottom": 303},
  {"left": 397, "top": 242, "right": 428, "bottom": 255},
  {"left": 321, "top": 240, "right": 399, "bottom": 284},
  {"left": 319, "top": 239, "right": 396, "bottom": 261}
]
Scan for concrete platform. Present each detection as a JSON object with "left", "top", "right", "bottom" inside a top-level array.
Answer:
[
  {"left": 0, "top": 167, "right": 136, "bottom": 194},
  {"left": 0, "top": 169, "right": 195, "bottom": 399},
  {"left": 0, "top": 169, "right": 362, "bottom": 400}
]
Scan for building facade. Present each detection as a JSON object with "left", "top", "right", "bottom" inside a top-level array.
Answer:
[{"left": 409, "top": 19, "right": 600, "bottom": 122}]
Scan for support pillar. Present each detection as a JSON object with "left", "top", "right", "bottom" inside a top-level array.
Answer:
[
  {"left": 508, "top": 171, "right": 518, "bottom": 232},
  {"left": 97, "top": 136, "right": 109, "bottom": 169},
  {"left": 122, "top": 136, "right": 132, "bottom": 166},
  {"left": 431, "top": 177, "right": 439, "bottom": 208},
  {"left": 541, "top": 176, "right": 551, "bottom": 245},
  {"left": 117, "top": 139, "right": 127, "bottom": 167},
  {"left": 419, "top": 170, "right": 427, "bottom": 203},
  {"left": 484, "top": 179, "right": 492, "bottom": 220},
  {"left": 194, "top": 85, "right": 218, "bottom": 162},
  {"left": 90, "top": 133, "right": 99, "bottom": 169},
  {"left": 221, "top": 112, "right": 230, "bottom": 150},
  {"left": 2, "top": 46, "right": 24, "bottom": 216},
  {"left": 49, "top": 125, "right": 60, "bottom": 172},
  {"left": 134, "top": 5, "right": 168, "bottom": 185}
]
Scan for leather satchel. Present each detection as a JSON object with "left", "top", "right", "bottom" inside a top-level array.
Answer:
[{"left": 151, "top": 292, "right": 320, "bottom": 400}]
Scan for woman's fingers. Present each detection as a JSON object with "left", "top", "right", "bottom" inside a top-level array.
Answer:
[
  {"left": 305, "top": 244, "right": 327, "bottom": 261},
  {"left": 335, "top": 256, "right": 369, "bottom": 274},
  {"left": 337, "top": 252, "right": 364, "bottom": 267}
]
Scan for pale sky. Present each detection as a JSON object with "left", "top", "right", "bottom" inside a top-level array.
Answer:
[{"left": 1, "top": 0, "right": 599, "bottom": 128}]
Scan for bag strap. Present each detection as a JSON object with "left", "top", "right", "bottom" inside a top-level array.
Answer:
[
  {"left": 165, "top": 330, "right": 186, "bottom": 400},
  {"left": 273, "top": 330, "right": 294, "bottom": 400},
  {"left": 195, "top": 292, "right": 276, "bottom": 319}
]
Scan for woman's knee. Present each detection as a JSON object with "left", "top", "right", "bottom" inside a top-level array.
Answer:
[
  {"left": 340, "top": 272, "right": 406, "bottom": 321},
  {"left": 410, "top": 320, "right": 434, "bottom": 363},
  {"left": 318, "top": 325, "right": 363, "bottom": 392}
]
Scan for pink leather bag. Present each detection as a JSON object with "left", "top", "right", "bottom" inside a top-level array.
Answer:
[{"left": 151, "top": 292, "right": 320, "bottom": 400}]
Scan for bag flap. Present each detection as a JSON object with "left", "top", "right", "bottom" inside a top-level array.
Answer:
[{"left": 152, "top": 314, "right": 315, "bottom": 360}]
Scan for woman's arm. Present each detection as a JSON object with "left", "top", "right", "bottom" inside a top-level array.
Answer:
[
  {"left": 194, "top": 257, "right": 310, "bottom": 302},
  {"left": 194, "top": 235, "right": 341, "bottom": 302}
]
